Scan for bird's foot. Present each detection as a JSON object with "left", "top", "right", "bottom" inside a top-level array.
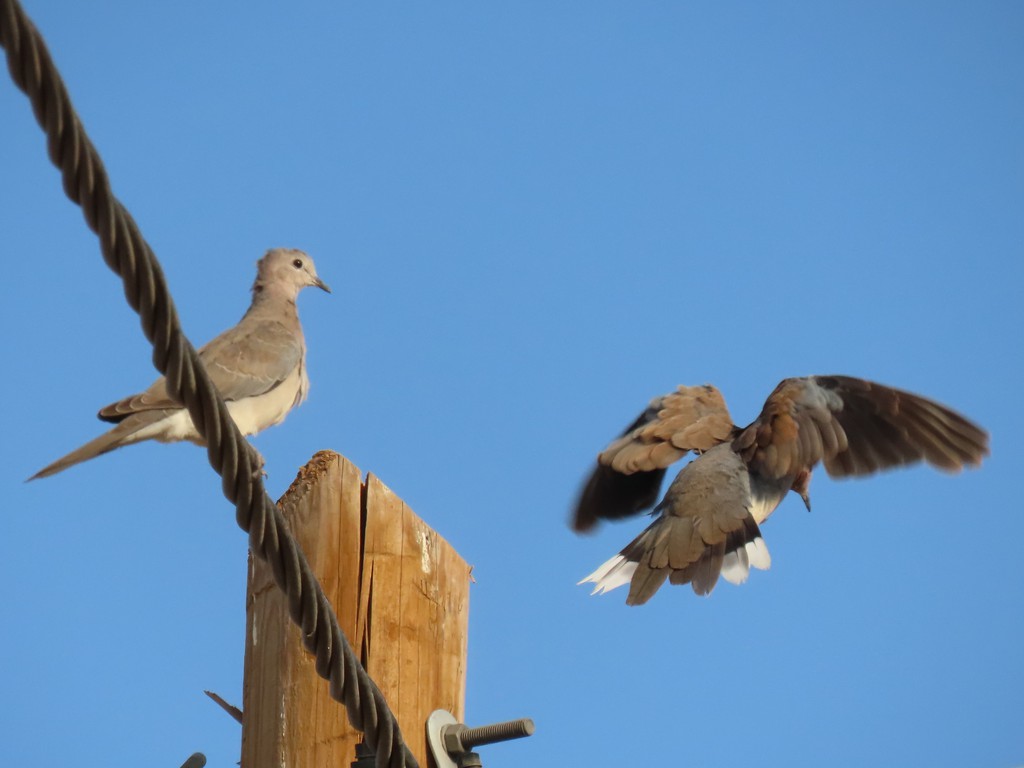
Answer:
[{"left": 246, "top": 444, "right": 268, "bottom": 481}]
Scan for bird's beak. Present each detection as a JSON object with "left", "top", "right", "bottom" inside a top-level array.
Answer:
[
  {"left": 800, "top": 492, "right": 812, "bottom": 513},
  {"left": 314, "top": 277, "right": 331, "bottom": 293}
]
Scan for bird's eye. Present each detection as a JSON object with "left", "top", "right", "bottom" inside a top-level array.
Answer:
[{"left": 292, "top": 259, "right": 303, "bottom": 269}]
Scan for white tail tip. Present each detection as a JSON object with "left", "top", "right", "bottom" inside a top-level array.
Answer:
[
  {"left": 578, "top": 554, "right": 638, "bottom": 595},
  {"left": 720, "top": 537, "right": 772, "bottom": 586}
]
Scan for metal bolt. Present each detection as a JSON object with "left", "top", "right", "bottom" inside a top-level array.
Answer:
[
  {"left": 443, "top": 718, "right": 535, "bottom": 752},
  {"left": 427, "top": 709, "right": 535, "bottom": 768}
]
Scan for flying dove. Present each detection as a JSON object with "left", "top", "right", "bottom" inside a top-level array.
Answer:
[
  {"left": 29, "top": 248, "right": 329, "bottom": 480},
  {"left": 574, "top": 376, "right": 989, "bottom": 605}
]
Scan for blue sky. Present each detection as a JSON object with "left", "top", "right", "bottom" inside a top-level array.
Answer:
[{"left": 2, "top": 2, "right": 1022, "bottom": 767}]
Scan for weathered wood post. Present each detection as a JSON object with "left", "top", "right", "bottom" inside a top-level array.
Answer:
[{"left": 240, "top": 451, "right": 472, "bottom": 767}]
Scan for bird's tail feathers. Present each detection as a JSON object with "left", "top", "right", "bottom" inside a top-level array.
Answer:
[
  {"left": 719, "top": 519, "right": 772, "bottom": 585},
  {"left": 578, "top": 554, "right": 637, "bottom": 595},
  {"left": 578, "top": 514, "right": 771, "bottom": 605},
  {"left": 28, "top": 418, "right": 153, "bottom": 481}
]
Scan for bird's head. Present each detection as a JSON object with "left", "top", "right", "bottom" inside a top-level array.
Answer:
[{"left": 252, "top": 248, "right": 331, "bottom": 299}]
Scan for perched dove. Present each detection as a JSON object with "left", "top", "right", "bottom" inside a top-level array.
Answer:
[
  {"left": 574, "top": 376, "right": 989, "bottom": 605},
  {"left": 29, "top": 248, "right": 329, "bottom": 480}
]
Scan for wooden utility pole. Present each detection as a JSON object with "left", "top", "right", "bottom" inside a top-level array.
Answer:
[{"left": 240, "top": 451, "right": 472, "bottom": 767}]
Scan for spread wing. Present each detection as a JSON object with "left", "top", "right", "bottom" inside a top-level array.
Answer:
[
  {"left": 98, "top": 318, "right": 302, "bottom": 423},
  {"left": 732, "top": 375, "right": 989, "bottom": 480},
  {"left": 571, "top": 384, "right": 735, "bottom": 532}
]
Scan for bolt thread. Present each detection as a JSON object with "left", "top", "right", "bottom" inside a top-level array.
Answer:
[{"left": 458, "top": 719, "right": 535, "bottom": 749}]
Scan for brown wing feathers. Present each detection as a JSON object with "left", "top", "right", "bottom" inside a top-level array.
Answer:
[
  {"left": 735, "top": 376, "right": 988, "bottom": 481},
  {"left": 599, "top": 385, "right": 734, "bottom": 473},
  {"left": 572, "top": 385, "right": 734, "bottom": 532},
  {"left": 816, "top": 376, "right": 988, "bottom": 477},
  {"left": 573, "top": 464, "right": 667, "bottom": 533}
]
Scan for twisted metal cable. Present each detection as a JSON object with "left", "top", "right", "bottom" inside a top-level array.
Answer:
[{"left": 0, "top": 3, "right": 417, "bottom": 767}]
